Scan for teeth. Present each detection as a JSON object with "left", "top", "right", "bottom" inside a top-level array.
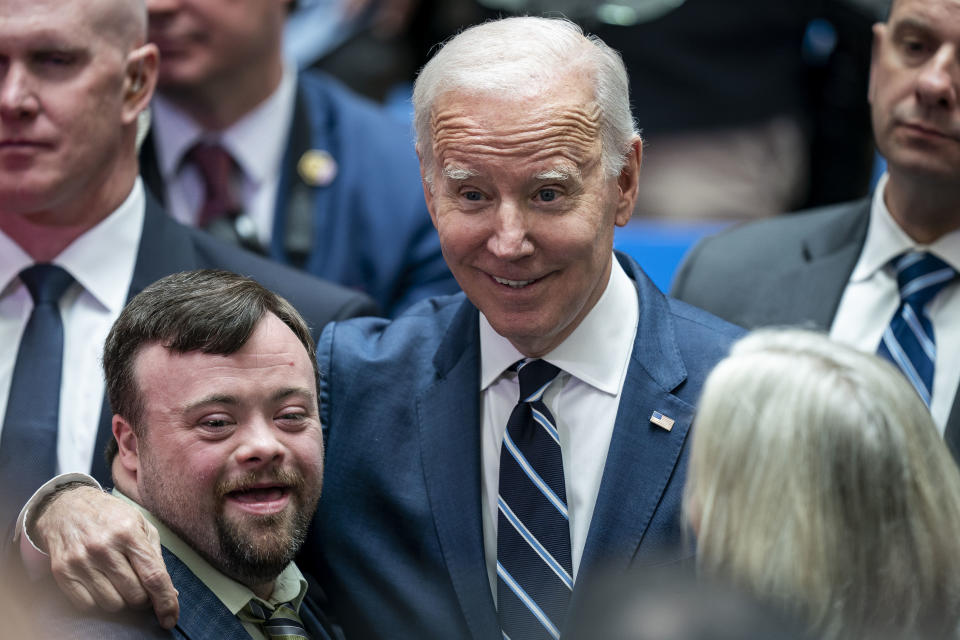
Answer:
[{"left": 493, "top": 276, "right": 534, "bottom": 288}]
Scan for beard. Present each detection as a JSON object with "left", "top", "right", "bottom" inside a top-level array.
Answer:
[
  {"left": 211, "top": 467, "right": 318, "bottom": 585},
  {"left": 140, "top": 463, "right": 322, "bottom": 588}
]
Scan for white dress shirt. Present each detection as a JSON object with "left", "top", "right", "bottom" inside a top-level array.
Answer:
[
  {"left": 480, "top": 257, "right": 640, "bottom": 597},
  {"left": 0, "top": 180, "right": 144, "bottom": 474},
  {"left": 150, "top": 63, "right": 296, "bottom": 247},
  {"left": 831, "top": 173, "right": 960, "bottom": 433}
]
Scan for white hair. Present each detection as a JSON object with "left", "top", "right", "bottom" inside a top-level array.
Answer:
[
  {"left": 412, "top": 16, "right": 639, "bottom": 186},
  {"left": 684, "top": 328, "right": 960, "bottom": 639}
]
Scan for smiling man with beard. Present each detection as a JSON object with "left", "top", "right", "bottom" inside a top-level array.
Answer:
[{"left": 33, "top": 269, "right": 337, "bottom": 640}]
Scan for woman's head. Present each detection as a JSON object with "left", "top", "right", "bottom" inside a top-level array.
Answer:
[{"left": 684, "top": 329, "right": 960, "bottom": 639}]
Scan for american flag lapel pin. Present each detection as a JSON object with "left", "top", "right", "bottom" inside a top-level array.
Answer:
[{"left": 650, "top": 410, "right": 675, "bottom": 431}]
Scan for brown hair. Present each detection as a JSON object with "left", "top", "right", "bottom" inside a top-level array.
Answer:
[{"left": 103, "top": 269, "right": 317, "bottom": 460}]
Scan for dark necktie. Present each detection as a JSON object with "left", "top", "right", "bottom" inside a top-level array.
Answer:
[
  {"left": 877, "top": 251, "right": 957, "bottom": 406},
  {"left": 239, "top": 599, "right": 312, "bottom": 640},
  {"left": 186, "top": 142, "right": 264, "bottom": 253},
  {"left": 0, "top": 264, "right": 74, "bottom": 519},
  {"left": 186, "top": 142, "right": 242, "bottom": 228},
  {"left": 497, "top": 359, "right": 572, "bottom": 640}
]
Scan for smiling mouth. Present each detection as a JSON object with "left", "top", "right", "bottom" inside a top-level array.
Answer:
[
  {"left": 492, "top": 275, "right": 539, "bottom": 288},
  {"left": 227, "top": 486, "right": 289, "bottom": 503}
]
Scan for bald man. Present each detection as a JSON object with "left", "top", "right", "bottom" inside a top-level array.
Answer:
[{"left": 0, "top": 0, "right": 375, "bottom": 578}]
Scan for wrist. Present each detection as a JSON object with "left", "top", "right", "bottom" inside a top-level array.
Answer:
[{"left": 28, "top": 482, "right": 105, "bottom": 553}]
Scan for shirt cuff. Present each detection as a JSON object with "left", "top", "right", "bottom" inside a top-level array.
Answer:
[{"left": 15, "top": 472, "right": 102, "bottom": 579}]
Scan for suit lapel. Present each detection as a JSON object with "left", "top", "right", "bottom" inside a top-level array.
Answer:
[
  {"left": 90, "top": 197, "right": 201, "bottom": 483},
  {"left": 127, "top": 195, "right": 202, "bottom": 295},
  {"left": 573, "top": 256, "right": 693, "bottom": 603},
  {"left": 139, "top": 130, "right": 166, "bottom": 207},
  {"left": 162, "top": 549, "right": 251, "bottom": 640},
  {"left": 749, "top": 200, "right": 870, "bottom": 330},
  {"left": 273, "top": 81, "right": 318, "bottom": 270},
  {"left": 946, "top": 395, "right": 960, "bottom": 465},
  {"left": 417, "top": 300, "right": 500, "bottom": 640}
]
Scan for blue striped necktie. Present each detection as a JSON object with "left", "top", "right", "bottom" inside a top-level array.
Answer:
[
  {"left": 497, "top": 358, "right": 572, "bottom": 640},
  {"left": 0, "top": 264, "right": 74, "bottom": 520},
  {"left": 240, "top": 599, "right": 312, "bottom": 640},
  {"left": 878, "top": 251, "right": 957, "bottom": 406}
]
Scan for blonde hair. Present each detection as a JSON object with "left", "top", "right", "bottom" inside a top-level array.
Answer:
[{"left": 684, "top": 329, "right": 960, "bottom": 639}]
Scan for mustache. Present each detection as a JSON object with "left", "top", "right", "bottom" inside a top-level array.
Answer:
[{"left": 216, "top": 467, "right": 306, "bottom": 499}]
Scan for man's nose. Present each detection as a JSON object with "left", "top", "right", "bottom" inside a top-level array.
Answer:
[
  {"left": 486, "top": 201, "right": 534, "bottom": 259},
  {"left": 916, "top": 45, "right": 959, "bottom": 110},
  {"left": 0, "top": 65, "right": 40, "bottom": 121},
  {"left": 234, "top": 417, "right": 287, "bottom": 468}
]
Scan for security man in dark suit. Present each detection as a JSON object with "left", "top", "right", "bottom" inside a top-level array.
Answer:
[{"left": 673, "top": 0, "right": 960, "bottom": 452}]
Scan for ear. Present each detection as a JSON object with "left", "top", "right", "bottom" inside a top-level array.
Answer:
[
  {"left": 113, "top": 414, "right": 141, "bottom": 477},
  {"left": 417, "top": 145, "right": 439, "bottom": 230},
  {"left": 868, "top": 22, "right": 885, "bottom": 105},
  {"left": 121, "top": 43, "right": 159, "bottom": 126},
  {"left": 613, "top": 138, "right": 642, "bottom": 227}
]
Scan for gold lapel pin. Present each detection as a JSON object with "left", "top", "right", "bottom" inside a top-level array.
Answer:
[{"left": 298, "top": 149, "right": 337, "bottom": 187}]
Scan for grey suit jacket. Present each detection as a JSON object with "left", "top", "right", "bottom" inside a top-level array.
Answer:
[{"left": 670, "top": 198, "right": 960, "bottom": 456}]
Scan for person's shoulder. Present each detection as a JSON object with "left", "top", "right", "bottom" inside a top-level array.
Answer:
[
  {"left": 320, "top": 292, "right": 469, "bottom": 362},
  {"left": 671, "top": 198, "right": 870, "bottom": 299},
  {"left": 668, "top": 296, "right": 745, "bottom": 339},
  {"left": 695, "top": 198, "right": 869, "bottom": 254},
  {"left": 184, "top": 222, "right": 380, "bottom": 325},
  {"left": 296, "top": 70, "right": 416, "bottom": 153}
]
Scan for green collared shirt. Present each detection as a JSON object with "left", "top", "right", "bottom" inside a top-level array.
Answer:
[{"left": 113, "top": 491, "right": 308, "bottom": 640}]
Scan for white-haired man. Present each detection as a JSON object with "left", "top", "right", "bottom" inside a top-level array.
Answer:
[{"left": 28, "top": 16, "right": 740, "bottom": 640}]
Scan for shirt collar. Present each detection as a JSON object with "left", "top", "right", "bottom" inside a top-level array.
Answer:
[
  {"left": 0, "top": 179, "right": 144, "bottom": 313},
  {"left": 151, "top": 62, "right": 297, "bottom": 189},
  {"left": 113, "top": 490, "right": 307, "bottom": 614},
  {"left": 0, "top": 228, "right": 32, "bottom": 298},
  {"left": 853, "top": 173, "right": 960, "bottom": 281},
  {"left": 480, "top": 256, "right": 638, "bottom": 396}
]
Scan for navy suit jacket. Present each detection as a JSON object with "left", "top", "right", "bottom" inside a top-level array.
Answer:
[
  {"left": 37, "top": 548, "right": 338, "bottom": 639},
  {"left": 83, "top": 194, "right": 379, "bottom": 484},
  {"left": 141, "top": 70, "right": 459, "bottom": 316},
  {"left": 670, "top": 198, "right": 960, "bottom": 457},
  {"left": 304, "top": 253, "right": 742, "bottom": 639}
]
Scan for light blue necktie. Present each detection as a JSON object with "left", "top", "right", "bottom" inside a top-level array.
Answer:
[
  {"left": 877, "top": 251, "right": 956, "bottom": 406},
  {"left": 497, "top": 359, "right": 572, "bottom": 640},
  {"left": 0, "top": 264, "right": 74, "bottom": 520}
]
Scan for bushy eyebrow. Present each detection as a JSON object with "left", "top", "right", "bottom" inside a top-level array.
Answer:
[
  {"left": 535, "top": 166, "right": 581, "bottom": 181},
  {"left": 442, "top": 165, "right": 479, "bottom": 180}
]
